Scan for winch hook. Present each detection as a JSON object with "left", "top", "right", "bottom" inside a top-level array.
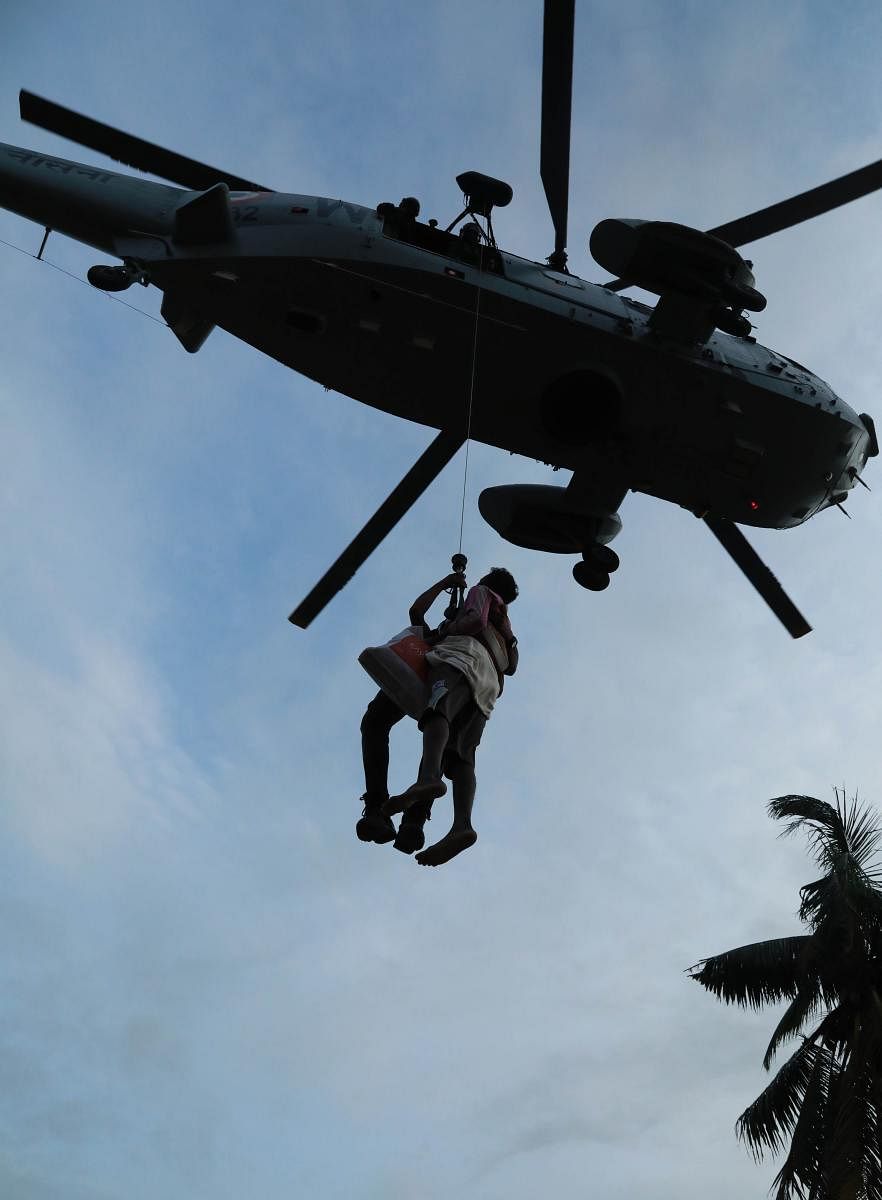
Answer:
[{"left": 444, "top": 552, "right": 468, "bottom": 621}]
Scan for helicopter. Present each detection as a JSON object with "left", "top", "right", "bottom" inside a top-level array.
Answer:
[{"left": 0, "top": 1, "right": 878, "bottom": 638}]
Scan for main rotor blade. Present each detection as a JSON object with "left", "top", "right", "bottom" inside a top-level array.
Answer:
[
  {"left": 19, "top": 91, "right": 274, "bottom": 193},
  {"left": 600, "top": 155, "right": 882, "bottom": 290},
  {"left": 289, "top": 429, "right": 465, "bottom": 629},
  {"left": 540, "top": 0, "right": 575, "bottom": 267},
  {"left": 704, "top": 515, "right": 811, "bottom": 639},
  {"left": 707, "top": 156, "right": 882, "bottom": 248}
]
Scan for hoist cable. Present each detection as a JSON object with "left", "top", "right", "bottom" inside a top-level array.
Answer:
[{"left": 456, "top": 248, "right": 484, "bottom": 555}]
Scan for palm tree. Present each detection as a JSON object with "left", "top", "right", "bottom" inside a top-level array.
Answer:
[{"left": 689, "top": 792, "right": 882, "bottom": 1200}]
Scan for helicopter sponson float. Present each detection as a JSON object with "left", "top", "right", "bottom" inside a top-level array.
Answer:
[{"left": 1, "top": 0, "right": 880, "bottom": 638}]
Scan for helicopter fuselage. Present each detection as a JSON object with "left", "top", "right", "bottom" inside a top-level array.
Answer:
[{"left": 0, "top": 141, "right": 873, "bottom": 531}]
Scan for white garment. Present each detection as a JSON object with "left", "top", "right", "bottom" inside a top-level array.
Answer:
[{"left": 426, "top": 635, "right": 500, "bottom": 717}]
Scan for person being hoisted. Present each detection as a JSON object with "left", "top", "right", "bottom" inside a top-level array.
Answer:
[
  {"left": 356, "top": 567, "right": 468, "bottom": 855},
  {"left": 384, "top": 566, "right": 519, "bottom": 867}
]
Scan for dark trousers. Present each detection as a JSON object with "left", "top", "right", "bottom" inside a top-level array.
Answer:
[
  {"left": 360, "top": 690, "right": 432, "bottom": 824},
  {"left": 360, "top": 689, "right": 406, "bottom": 803}
]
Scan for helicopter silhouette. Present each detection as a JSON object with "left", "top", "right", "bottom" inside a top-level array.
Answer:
[{"left": 0, "top": 0, "right": 878, "bottom": 637}]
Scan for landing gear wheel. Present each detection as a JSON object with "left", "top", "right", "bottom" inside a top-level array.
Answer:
[
  {"left": 582, "top": 544, "right": 619, "bottom": 573},
  {"left": 573, "top": 561, "right": 610, "bottom": 591}
]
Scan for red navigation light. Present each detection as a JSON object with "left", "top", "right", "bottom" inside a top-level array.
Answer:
[{"left": 749, "top": 500, "right": 760, "bottom": 511}]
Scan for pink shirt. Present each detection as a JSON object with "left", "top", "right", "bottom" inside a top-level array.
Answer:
[{"left": 449, "top": 585, "right": 514, "bottom": 643}]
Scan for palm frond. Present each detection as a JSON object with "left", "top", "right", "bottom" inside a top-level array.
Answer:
[
  {"left": 840, "top": 786, "right": 882, "bottom": 866},
  {"left": 689, "top": 936, "right": 814, "bottom": 1010},
  {"left": 808, "top": 1004, "right": 854, "bottom": 1055},
  {"left": 738, "top": 1037, "right": 829, "bottom": 1160},
  {"left": 864, "top": 1074, "right": 882, "bottom": 1200},
  {"left": 764, "top": 985, "right": 829, "bottom": 1070},
  {"left": 769, "top": 793, "right": 882, "bottom": 879},
  {"left": 769, "top": 1006, "right": 882, "bottom": 1199},
  {"left": 824, "top": 1061, "right": 872, "bottom": 1200},
  {"left": 797, "top": 874, "right": 858, "bottom": 946},
  {"left": 767, "top": 1041, "right": 834, "bottom": 1200},
  {"left": 698, "top": 792, "right": 882, "bottom": 1198},
  {"left": 824, "top": 1003, "right": 882, "bottom": 1200},
  {"left": 770, "top": 794, "right": 849, "bottom": 868},
  {"left": 770, "top": 793, "right": 843, "bottom": 836},
  {"left": 841, "top": 796, "right": 882, "bottom": 876},
  {"left": 799, "top": 874, "right": 882, "bottom": 967}
]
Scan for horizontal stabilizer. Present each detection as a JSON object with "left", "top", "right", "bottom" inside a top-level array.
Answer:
[
  {"left": 19, "top": 90, "right": 274, "bottom": 193},
  {"left": 704, "top": 515, "right": 811, "bottom": 639},
  {"left": 290, "top": 429, "right": 465, "bottom": 628},
  {"left": 174, "top": 182, "right": 234, "bottom": 244}
]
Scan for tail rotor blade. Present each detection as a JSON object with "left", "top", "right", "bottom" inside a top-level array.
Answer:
[
  {"left": 19, "top": 90, "right": 273, "bottom": 193},
  {"left": 289, "top": 429, "right": 465, "bottom": 629},
  {"left": 540, "top": 0, "right": 575, "bottom": 270},
  {"left": 704, "top": 515, "right": 812, "bottom": 639}
]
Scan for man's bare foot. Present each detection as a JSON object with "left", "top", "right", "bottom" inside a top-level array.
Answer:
[
  {"left": 382, "top": 779, "right": 447, "bottom": 817},
  {"left": 415, "top": 827, "right": 477, "bottom": 866}
]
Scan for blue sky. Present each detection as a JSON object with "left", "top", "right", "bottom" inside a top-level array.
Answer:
[{"left": 3, "top": 2, "right": 882, "bottom": 1197}]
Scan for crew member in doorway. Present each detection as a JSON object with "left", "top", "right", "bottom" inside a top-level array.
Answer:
[{"left": 375, "top": 195, "right": 421, "bottom": 240}]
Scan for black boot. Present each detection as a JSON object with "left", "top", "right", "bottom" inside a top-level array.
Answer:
[
  {"left": 356, "top": 795, "right": 396, "bottom": 844},
  {"left": 393, "top": 801, "right": 431, "bottom": 854}
]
